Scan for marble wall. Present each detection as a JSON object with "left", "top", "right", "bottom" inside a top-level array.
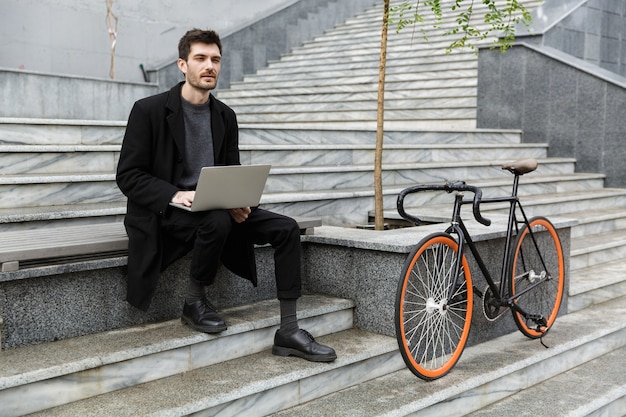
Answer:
[{"left": 476, "top": 44, "right": 626, "bottom": 189}]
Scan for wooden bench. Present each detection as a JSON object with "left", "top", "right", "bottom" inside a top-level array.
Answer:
[{"left": 0, "top": 217, "right": 322, "bottom": 272}]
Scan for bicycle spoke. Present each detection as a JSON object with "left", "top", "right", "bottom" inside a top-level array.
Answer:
[
  {"left": 509, "top": 217, "right": 564, "bottom": 339},
  {"left": 396, "top": 233, "right": 473, "bottom": 380}
]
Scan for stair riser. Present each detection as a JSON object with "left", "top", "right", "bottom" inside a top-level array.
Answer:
[{"left": 0, "top": 123, "right": 125, "bottom": 146}]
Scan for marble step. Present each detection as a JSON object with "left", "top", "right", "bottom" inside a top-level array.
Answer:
[
  {"left": 295, "top": 27, "right": 493, "bottom": 56},
  {"left": 261, "top": 158, "right": 575, "bottom": 194},
  {"left": 260, "top": 53, "right": 477, "bottom": 83},
  {"left": 228, "top": 68, "right": 477, "bottom": 90},
  {"left": 0, "top": 156, "right": 572, "bottom": 206},
  {"left": 235, "top": 107, "right": 476, "bottom": 126},
  {"left": 0, "top": 141, "right": 545, "bottom": 177},
  {"left": 464, "top": 345, "right": 626, "bottom": 417},
  {"left": 261, "top": 175, "right": 608, "bottom": 227},
  {"left": 568, "top": 257, "right": 626, "bottom": 312},
  {"left": 395, "top": 188, "right": 626, "bottom": 223},
  {"left": 237, "top": 127, "right": 523, "bottom": 145},
  {"left": 241, "top": 143, "right": 548, "bottom": 166},
  {"left": 244, "top": 59, "right": 477, "bottom": 83},
  {"left": 257, "top": 52, "right": 477, "bottom": 76},
  {"left": 0, "top": 173, "right": 124, "bottom": 210},
  {"left": 24, "top": 329, "right": 401, "bottom": 417},
  {"left": 561, "top": 206, "right": 626, "bottom": 239},
  {"left": 0, "top": 295, "right": 356, "bottom": 417},
  {"left": 231, "top": 96, "right": 477, "bottom": 115},
  {"left": 219, "top": 77, "right": 477, "bottom": 100},
  {"left": 222, "top": 86, "right": 476, "bottom": 106},
  {"left": 328, "top": 0, "right": 542, "bottom": 35},
  {"left": 0, "top": 118, "right": 125, "bottom": 146},
  {"left": 0, "top": 145, "right": 119, "bottom": 175},
  {"left": 272, "top": 296, "right": 626, "bottom": 417},
  {"left": 0, "top": 202, "right": 127, "bottom": 232},
  {"left": 570, "top": 228, "right": 626, "bottom": 271}
]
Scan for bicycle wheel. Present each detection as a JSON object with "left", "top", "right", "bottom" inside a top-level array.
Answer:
[
  {"left": 395, "top": 232, "right": 473, "bottom": 380},
  {"left": 509, "top": 216, "right": 565, "bottom": 338}
]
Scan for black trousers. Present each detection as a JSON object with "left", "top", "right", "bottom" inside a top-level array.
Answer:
[{"left": 161, "top": 207, "right": 302, "bottom": 300}]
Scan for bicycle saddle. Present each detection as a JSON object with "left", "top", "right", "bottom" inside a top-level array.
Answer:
[{"left": 502, "top": 158, "right": 538, "bottom": 175}]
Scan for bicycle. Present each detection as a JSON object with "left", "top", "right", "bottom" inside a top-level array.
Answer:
[{"left": 394, "top": 158, "right": 565, "bottom": 380}]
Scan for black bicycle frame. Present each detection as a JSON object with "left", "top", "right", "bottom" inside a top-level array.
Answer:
[{"left": 444, "top": 174, "right": 534, "bottom": 309}]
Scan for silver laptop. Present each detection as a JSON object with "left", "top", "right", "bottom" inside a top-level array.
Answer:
[{"left": 169, "top": 164, "right": 271, "bottom": 212}]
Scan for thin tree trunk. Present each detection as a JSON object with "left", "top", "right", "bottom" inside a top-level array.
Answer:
[{"left": 374, "top": 0, "right": 390, "bottom": 230}]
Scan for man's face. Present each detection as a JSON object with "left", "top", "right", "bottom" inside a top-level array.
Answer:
[{"left": 178, "top": 42, "right": 221, "bottom": 91}]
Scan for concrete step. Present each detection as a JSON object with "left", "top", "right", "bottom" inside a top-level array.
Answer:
[
  {"left": 0, "top": 295, "right": 356, "bottom": 417},
  {"left": 272, "top": 296, "right": 626, "bottom": 417}
]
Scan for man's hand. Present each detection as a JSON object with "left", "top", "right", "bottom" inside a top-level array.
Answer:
[
  {"left": 172, "top": 190, "right": 195, "bottom": 207},
  {"left": 229, "top": 207, "right": 251, "bottom": 223}
]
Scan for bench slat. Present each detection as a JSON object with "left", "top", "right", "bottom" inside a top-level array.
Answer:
[
  {"left": 0, "top": 223, "right": 127, "bottom": 263},
  {"left": 0, "top": 217, "right": 321, "bottom": 267}
]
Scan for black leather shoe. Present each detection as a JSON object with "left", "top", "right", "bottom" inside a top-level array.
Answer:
[
  {"left": 181, "top": 299, "right": 227, "bottom": 334},
  {"left": 272, "top": 329, "right": 337, "bottom": 362}
]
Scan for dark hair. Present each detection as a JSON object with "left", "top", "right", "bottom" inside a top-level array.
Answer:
[{"left": 178, "top": 29, "right": 222, "bottom": 61}]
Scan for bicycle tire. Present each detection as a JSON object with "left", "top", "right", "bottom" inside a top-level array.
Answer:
[
  {"left": 395, "top": 232, "right": 473, "bottom": 380},
  {"left": 509, "top": 216, "right": 565, "bottom": 338}
]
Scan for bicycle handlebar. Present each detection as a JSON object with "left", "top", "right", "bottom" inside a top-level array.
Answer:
[{"left": 396, "top": 180, "right": 492, "bottom": 226}]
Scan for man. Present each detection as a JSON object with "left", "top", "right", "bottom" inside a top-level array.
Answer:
[{"left": 116, "top": 29, "right": 336, "bottom": 362}]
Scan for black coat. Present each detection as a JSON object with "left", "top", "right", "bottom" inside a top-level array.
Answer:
[{"left": 116, "top": 82, "right": 257, "bottom": 311}]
